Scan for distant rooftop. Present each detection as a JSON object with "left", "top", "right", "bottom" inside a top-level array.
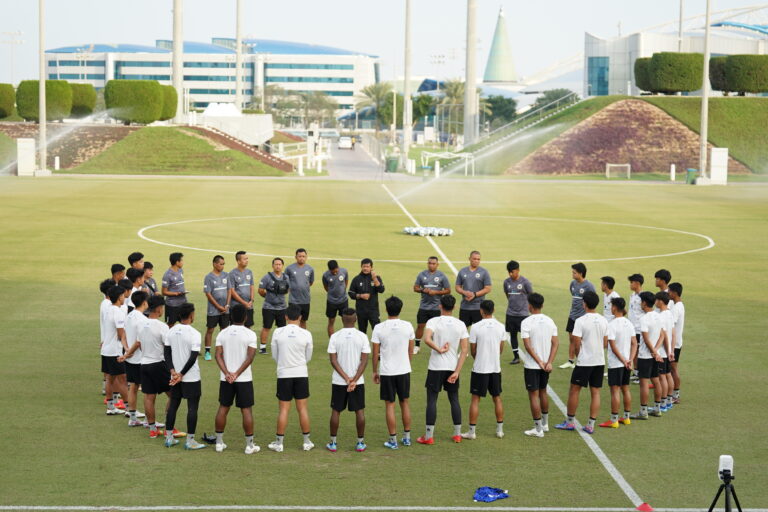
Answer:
[
  {"left": 46, "top": 43, "right": 168, "bottom": 54},
  {"left": 213, "top": 38, "right": 378, "bottom": 57}
]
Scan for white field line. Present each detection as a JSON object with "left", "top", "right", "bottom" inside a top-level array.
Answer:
[
  {"left": 136, "top": 213, "right": 715, "bottom": 265},
  {"left": 547, "top": 385, "right": 644, "bottom": 508},
  {"left": 3, "top": 508, "right": 767, "bottom": 512}
]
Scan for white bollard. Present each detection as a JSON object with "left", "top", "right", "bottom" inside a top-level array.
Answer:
[
  {"left": 278, "top": 142, "right": 284, "bottom": 158},
  {"left": 670, "top": 163, "right": 675, "bottom": 182},
  {"left": 434, "top": 160, "right": 441, "bottom": 178},
  {"left": 54, "top": 156, "right": 60, "bottom": 171},
  {"left": 297, "top": 156, "right": 304, "bottom": 176},
  {"left": 317, "top": 157, "right": 322, "bottom": 174}
]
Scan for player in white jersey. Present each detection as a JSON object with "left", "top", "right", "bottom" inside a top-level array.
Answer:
[
  {"left": 269, "top": 304, "right": 314, "bottom": 452},
  {"left": 418, "top": 295, "right": 469, "bottom": 445},
  {"left": 667, "top": 283, "right": 685, "bottom": 403},
  {"left": 600, "top": 276, "right": 621, "bottom": 321},
  {"left": 371, "top": 296, "right": 415, "bottom": 449},
  {"left": 655, "top": 291, "right": 675, "bottom": 413},
  {"left": 461, "top": 300, "right": 509, "bottom": 440},
  {"left": 119, "top": 291, "right": 150, "bottom": 426},
  {"left": 99, "top": 279, "right": 114, "bottom": 401},
  {"left": 599, "top": 298, "right": 637, "bottom": 428},
  {"left": 327, "top": 309, "right": 371, "bottom": 453},
  {"left": 164, "top": 303, "right": 205, "bottom": 450},
  {"left": 213, "top": 304, "right": 259, "bottom": 454},
  {"left": 520, "top": 293, "right": 558, "bottom": 437},
  {"left": 101, "top": 285, "right": 130, "bottom": 414},
  {"left": 626, "top": 274, "right": 645, "bottom": 383},
  {"left": 555, "top": 291, "right": 608, "bottom": 434},
  {"left": 631, "top": 292, "right": 665, "bottom": 420}
]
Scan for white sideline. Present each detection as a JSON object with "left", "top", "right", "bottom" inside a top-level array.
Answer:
[{"left": 2, "top": 508, "right": 766, "bottom": 511}]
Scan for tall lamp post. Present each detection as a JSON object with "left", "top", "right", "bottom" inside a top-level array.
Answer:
[
  {"left": 401, "top": 0, "right": 412, "bottom": 166},
  {"left": 234, "top": 0, "right": 243, "bottom": 110},
  {"left": 172, "top": 0, "right": 183, "bottom": 122},
  {"left": 698, "top": 0, "right": 712, "bottom": 181},
  {"left": 463, "top": 0, "right": 478, "bottom": 146},
  {"left": 38, "top": 0, "right": 46, "bottom": 172},
  {"left": 1, "top": 31, "right": 24, "bottom": 85}
]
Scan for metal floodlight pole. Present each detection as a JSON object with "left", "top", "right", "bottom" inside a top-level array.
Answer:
[
  {"left": 38, "top": 0, "right": 46, "bottom": 172},
  {"left": 2, "top": 31, "right": 25, "bottom": 85},
  {"left": 401, "top": 0, "right": 412, "bottom": 165},
  {"left": 699, "top": 0, "right": 712, "bottom": 181},
  {"left": 235, "top": 0, "right": 243, "bottom": 110},
  {"left": 172, "top": 0, "right": 183, "bottom": 122},
  {"left": 392, "top": 89, "right": 397, "bottom": 144},
  {"left": 463, "top": 0, "right": 478, "bottom": 146},
  {"left": 678, "top": 0, "right": 685, "bottom": 52}
]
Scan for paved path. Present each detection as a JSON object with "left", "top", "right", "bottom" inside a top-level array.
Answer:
[{"left": 326, "top": 144, "right": 419, "bottom": 182}]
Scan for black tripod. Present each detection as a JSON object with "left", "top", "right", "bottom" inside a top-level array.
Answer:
[{"left": 708, "top": 471, "right": 742, "bottom": 512}]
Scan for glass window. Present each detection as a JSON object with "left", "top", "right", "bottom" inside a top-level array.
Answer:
[
  {"left": 184, "top": 62, "right": 237, "bottom": 68},
  {"left": 183, "top": 75, "right": 236, "bottom": 81},
  {"left": 265, "top": 76, "right": 353, "bottom": 83},
  {"left": 115, "top": 61, "right": 171, "bottom": 68},
  {"left": 57, "top": 74, "right": 105, "bottom": 80},
  {"left": 49, "top": 60, "right": 106, "bottom": 67},
  {"left": 587, "top": 57, "right": 609, "bottom": 96},
  {"left": 290, "top": 90, "right": 354, "bottom": 97},
  {"left": 265, "top": 63, "right": 354, "bottom": 70},
  {"left": 115, "top": 74, "right": 171, "bottom": 80},
  {"left": 188, "top": 89, "right": 254, "bottom": 95}
]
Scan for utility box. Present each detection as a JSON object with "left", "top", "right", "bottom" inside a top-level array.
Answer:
[
  {"left": 710, "top": 148, "right": 729, "bottom": 186},
  {"left": 16, "top": 138, "right": 36, "bottom": 176}
]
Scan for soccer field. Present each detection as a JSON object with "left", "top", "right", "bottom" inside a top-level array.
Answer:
[{"left": 0, "top": 176, "right": 767, "bottom": 511}]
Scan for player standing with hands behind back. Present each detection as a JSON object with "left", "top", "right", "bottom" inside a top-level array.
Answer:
[
  {"left": 455, "top": 251, "right": 492, "bottom": 328},
  {"left": 348, "top": 258, "right": 385, "bottom": 334}
]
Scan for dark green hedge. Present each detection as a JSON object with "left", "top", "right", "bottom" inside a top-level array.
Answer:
[
  {"left": 725, "top": 54, "right": 768, "bottom": 94},
  {"left": 16, "top": 80, "right": 73, "bottom": 121},
  {"left": 69, "top": 83, "right": 97, "bottom": 118},
  {"left": 634, "top": 58, "right": 653, "bottom": 92},
  {"left": 159, "top": 85, "right": 177, "bottom": 121},
  {"left": 0, "top": 83, "right": 14, "bottom": 118},
  {"left": 104, "top": 80, "right": 163, "bottom": 124},
  {"left": 709, "top": 56, "right": 730, "bottom": 94},
  {"left": 649, "top": 52, "right": 703, "bottom": 93}
]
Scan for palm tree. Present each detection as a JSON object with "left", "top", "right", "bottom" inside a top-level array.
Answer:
[{"left": 355, "top": 82, "right": 393, "bottom": 134}]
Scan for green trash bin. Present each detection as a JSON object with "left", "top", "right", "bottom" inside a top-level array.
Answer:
[
  {"left": 686, "top": 168, "right": 698, "bottom": 185},
  {"left": 386, "top": 156, "right": 399, "bottom": 173}
]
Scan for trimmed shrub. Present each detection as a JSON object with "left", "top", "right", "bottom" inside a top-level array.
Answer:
[
  {"left": 104, "top": 80, "right": 164, "bottom": 124},
  {"left": 0, "top": 83, "right": 14, "bottom": 118},
  {"left": 649, "top": 52, "right": 703, "bottom": 93},
  {"left": 16, "top": 80, "right": 73, "bottom": 122},
  {"left": 69, "top": 83, "right": 97, "bottom": 118},
  {"left": 634, "top": 58, "right": 653, "bottom": 93},
  {"left": 709, "top": 56, "right": 730, "bottom": 94},
  {"left": 159, "top": 85, "right": 177, "bottom": 121},
  {"left": 725, "top": 54, "right": 768, "bottom": 94}
]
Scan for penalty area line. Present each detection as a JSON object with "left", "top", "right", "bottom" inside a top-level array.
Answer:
[{"left": 381, "top": 184, "right": 458, "bottom": 276}]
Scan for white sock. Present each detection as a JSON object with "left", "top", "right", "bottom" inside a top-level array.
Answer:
[
  {"left": 468, "top": 424, "right": 476, "bottom": 435},
  {"left": 403, "top": 430, "right": 411, "bottom": 440},
  {"left": 245, "top": 435, "right": 254, "bottom": 447},
  {"left": 496, "top": 421, "right": 504, "bottom": 433},
  {"left": 542, "top": 412, "right": 549, "bottom": 427},
  {"left": 425, "top": 425, "right": 434, "bottom": 439},
  {"left": 330, "top": 435, "right": 337, "bottom": 444},
  {"left": 453, "top": 424, "right": 462, "bottom": 436},
  {"left": 302, "top": 432, "right": 311, "bottom": 443},
  {"left": 216, "top": 432, "right": 224, "bottom": 443},
  {"left": 534, "top": 418, "right": 543, "bottom": 432}
]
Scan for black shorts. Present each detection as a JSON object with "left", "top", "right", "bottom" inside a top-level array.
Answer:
[
  {"left": 165, "top": 304, "right": 184, "bottom": 325},
  {"left": 357, "top": 309, "right": 380, "bottom": 333},
  {"left": 608, "top": 367, "right": 630, "bottom": 387},
  {"left": 658, "top": 358, "right": 670, "bottom": 375},
  {"left": 125, "top": 362, "right": 142, "bottom": 384},
  {"left": 524, "top": 368, "right": 550, "bottom": 391},
  {"left": 326, "top": 300, "right": 348, "bottom": 319},
  {"left": 331, "top": 384, "right": 366, "bottom": 412},
  {"left": 276, "top": 377, "right": 309, "bottom": 401},
  {"left": 637, "top": 358, "right": 659, "bottom": 379},
  {"left": 262, "top": 308, "right": 287, "bottom": 329},
  {"left": 425, "top": 369, "right": 459, "bottom": 393},
  {"left": 141, "top": 361, "right": 170, "bottom": 395},
  {"left": 459, "top": 309, "right": 482, "bottom": 327},
  {"left": 570, "top": 365, "right": 604, "bottom": 388},
  {"left": 566, "top": 317, "right": 576, "bottom": 333},
  {"left": 292, "top": 303, "right": 310, "bottom": 321},
  {"left": 470, "top": 372, "right": 502, "bottom": 397},
  {"left": 380, "top": 373, "right": 410, "bottom": 402},
  {"left": 219, "top": 381, "right": 254, "bottom": 408},
  {"left": 244, "top": 308, "right": 254, "bottom": 328},
  {"left": 170, "top": 380, "right": 202, "bottom": 400},
  {"left": 101, "top": 355, "right": 125, "bottom": 376},
  {"left": 674, "top": 347, "right": 682, "bottom": 363},
  {"left": 417, "top": 308, "right": 440, "bottom": 325},
  {"left": 505, "top": 315, "right": 526, "bottom": 336},
  {"left": 207, "top": 314, "right": 231, "bottom": 329}
]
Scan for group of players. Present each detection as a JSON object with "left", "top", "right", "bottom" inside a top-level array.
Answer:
[{"left": 98, "top": 249, "right": 686, "bottom": 453}]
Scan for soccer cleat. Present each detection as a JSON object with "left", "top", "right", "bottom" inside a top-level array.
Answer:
[
  {"left": 582, "top": 425, "right": 594, "bottom": 435},
  {"left": 401, "top": 437, "right": 411, "bottom": 447},
  {"left": 554, "top": 421, "right": 575, "bottom": 431},
  {"left": 649, "top": 409, "right": 662, "bottom": 417},
  {"left": 451, "top": 435, "right": 462, "bottom": 443},
  {"left": 204, "top": 351, "right": 212, "bottom": 361},
  {"left": 355, "top": 441, "right": 367, "bottom": 452},
  {"left": 460, "top": 432, "right": 476, "bottom": 440},
  {"left": 660, "top": 405, "right": 668, "bottom": 413},
  {"left": 619, "top": 418, "right": 632, "bottom": 425},
  {"left": 384, "top": 440, "right": 399, "bottom": 450},
  {"left": 629, "top": 412, "right": 649, "bottom": 420},
  {"left": 672, "top": 397, "right": 681, "bottom": 404},
  {"left": 666, "top": 403, "right": 674, "bottom": 410},
  {"left": 267, "top": 441, "right": 284, "bottom": 453},
  {"left": 302, "top": 441, "right": 315, "bottom": 451},
  {"left": 416, "top": 436, "right": 434, "bottom": 445},
  {"left": 164, "top": 438, "right": 179, "bottom": 448},
  {"left": 114, "top": 400, "right": 126, "bottom": 410},
  {"left": 325, "top": 442, "right": 337, "bottom": 452},
  {"left": 558, "top": 361, "right": 575, "bottom": 369},
  {"left": 135, "top": 411, "right": 146, "bottom": 418},
  {"left": 542, "top": 424, "right": 550, "bottom": 433},
  {"left": 128, "top": 419, "right": 143, "bottom": 427},
  {"left": 244, "top": 444, "right": 260, "bottom": 454},
  {"left": 106, "top": 408, "right": 121, "bottom": 416},
  {"left": 149, "top": 430, "right": 160, "bottom": 439},
  {"left": 215, "top": 443, "right": 227, "bottom": 453},
  {"left": 599, "top": 420, "right": 619, "bottom": 428},
  {"left": 184, "top": 439, "right": 206, "bottom": 450},
  {"left": 496, "top": 431, "right": 505, "bottom": 439},
  {"left": 259, "top": 348, "right": 267, "bottom": 355},
  {"left": 510, "top": 357, "right": 521, "bottom": 365},
  {"left": 524, "top": 428, "right": 544, "bottom": 438}
]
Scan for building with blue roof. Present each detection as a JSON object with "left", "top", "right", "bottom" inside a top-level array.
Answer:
[{"left": 46, "top": 38, "right": 379, "bottom": 112}]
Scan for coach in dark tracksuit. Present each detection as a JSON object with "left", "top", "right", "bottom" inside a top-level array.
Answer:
[{"left": 348, "top": 258, "right": 385, "bottom": 334}]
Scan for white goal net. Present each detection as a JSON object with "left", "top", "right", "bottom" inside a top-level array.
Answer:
[{"left": 605, "top": 163, "right": 631, "bottom": 179}]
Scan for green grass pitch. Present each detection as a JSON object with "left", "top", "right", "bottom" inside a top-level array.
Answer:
[{"left": 0, "top": 176, "right": 766, "bottom": 509}]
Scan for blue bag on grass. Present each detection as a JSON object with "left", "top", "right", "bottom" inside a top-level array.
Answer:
[{"left": 473, "top": 486, "right": 509, "bottom": 502}]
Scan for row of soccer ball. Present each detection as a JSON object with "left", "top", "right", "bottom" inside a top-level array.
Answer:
[{"left": 403, "top": 226, "right": 454, "bottom": 237}]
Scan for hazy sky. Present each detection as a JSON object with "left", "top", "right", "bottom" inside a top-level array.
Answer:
[{"left": 0, "top": 0, "right": 759, "bottom": 85}]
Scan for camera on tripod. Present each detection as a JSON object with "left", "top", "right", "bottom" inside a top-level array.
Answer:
[
  {"left": 710, "top": 455, "right": 741, "bottom": 512},
  {"left": 718, "top": 455, "right": 734, "bottom": 483}
]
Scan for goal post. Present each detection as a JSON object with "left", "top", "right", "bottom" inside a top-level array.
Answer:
[{"left": 605, "top": 163, "right": 631, "bottom": 179}]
